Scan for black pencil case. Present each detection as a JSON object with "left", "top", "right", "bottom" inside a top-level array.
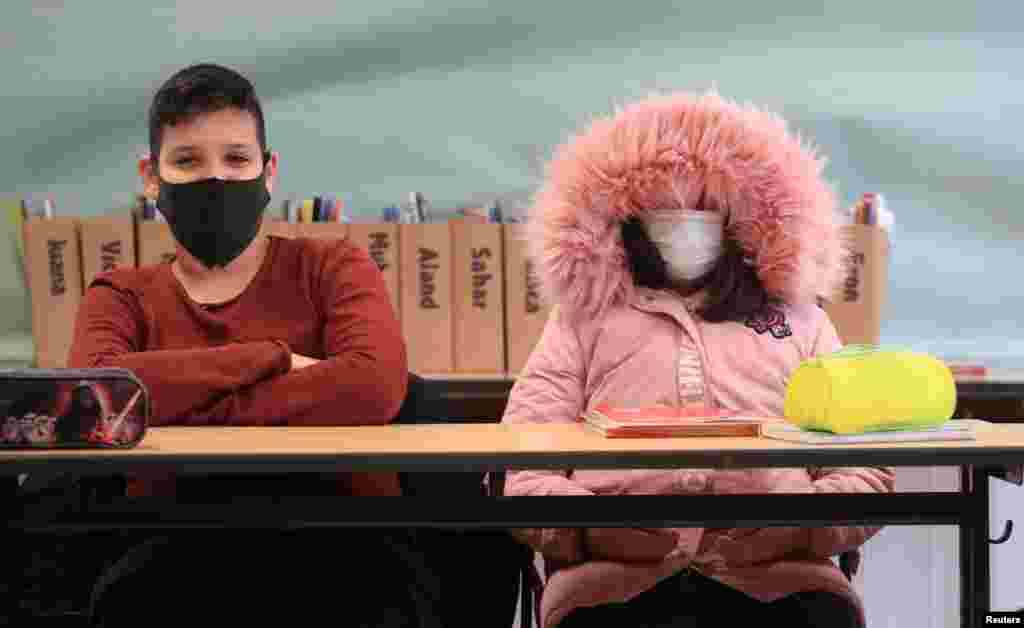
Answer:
[{"left": 0, "top": 367, "right": 149, "bottom": 449}]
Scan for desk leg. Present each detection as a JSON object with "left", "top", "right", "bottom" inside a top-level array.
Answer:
[
  {"left": 1, "top": 474, "right": 19, "bottom": 523},
  {"left": 960, "top": 466, "right": 991, "bottom": 628}
]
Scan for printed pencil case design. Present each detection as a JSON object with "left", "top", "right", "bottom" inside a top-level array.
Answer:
[{"left": 0, "top": 368, "right": 149, "bottom": 448}]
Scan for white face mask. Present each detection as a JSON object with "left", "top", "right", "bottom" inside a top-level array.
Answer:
[{"left": 641, "top": 209, "right": 725, "bottom": 282}]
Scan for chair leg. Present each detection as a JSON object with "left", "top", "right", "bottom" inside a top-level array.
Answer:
[
  {"left": 521, "top": 567, "right": 534, "bottom": 628},
  {"left": 839, "top": 550, "right": 860, "bottom": 582},
  {"left": 489, "top": 471, "right": 506, "bottom": 498}
]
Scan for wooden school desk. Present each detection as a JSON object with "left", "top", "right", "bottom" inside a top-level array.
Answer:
[{"left": 3, "top": 420, "right": 1024, "bottom": 627}]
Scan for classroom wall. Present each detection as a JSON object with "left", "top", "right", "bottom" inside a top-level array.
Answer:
[
  {"left": 2, "top": 0, "right": 1022, "bottom": 362},
  {"left": 2, "top": 4, "right": 1021, "bottom": 622},
  {"left": 860, "top": 467, "right": 962, "bottom": 628}
]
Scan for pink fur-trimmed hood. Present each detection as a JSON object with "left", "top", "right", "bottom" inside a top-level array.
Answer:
[{"left": 525, "top": 90, "right": 843, "bottom": 319}]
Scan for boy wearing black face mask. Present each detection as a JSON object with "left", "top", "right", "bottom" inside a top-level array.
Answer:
[
  {"left": 66, "top": 64, "right": 432, "bottom": 626},
  {"left": 71, "top": 61, "right": 407, "bottom": 480}
]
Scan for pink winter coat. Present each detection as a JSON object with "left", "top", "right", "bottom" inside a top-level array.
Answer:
[
  {"left": 503, "top": 293, "right": 894, "bottom": 627},
  {"left": 502, "top": 90, "right": 894, "bottom": 628}
]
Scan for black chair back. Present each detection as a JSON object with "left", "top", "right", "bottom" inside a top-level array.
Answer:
[{"left": 392, "top": 372, "right": 525, "bottom": 628}]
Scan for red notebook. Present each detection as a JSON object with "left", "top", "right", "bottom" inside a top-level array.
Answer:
[
  {"left": 948, "top": 364, "right": 988, "bottom": 377},
  {"left": 580, "top": 404, "right": 765, "bottom": 438}
]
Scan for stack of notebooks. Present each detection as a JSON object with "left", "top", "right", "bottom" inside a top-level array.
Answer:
[
  {"left": 760, "top": 421, "right": 974, "bottom": 444},
  {"left": 579, "top": 405, "right": 764, "bottom": 438},
  {"left": 578, "top": 405, "right": 975, "bottom": 443}
]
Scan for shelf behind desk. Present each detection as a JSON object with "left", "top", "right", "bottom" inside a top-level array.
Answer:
[
  {"left": 955, "top": 373, "right": 1024, "bottom": 422},
  {"left": 420, "top": 373, "right": 1024, "bottom": 423}
]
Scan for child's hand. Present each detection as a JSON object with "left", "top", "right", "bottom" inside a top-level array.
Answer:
[
  {"left": 290, "top": 353, "right": 321, "bottom": 370},
  {"left": 703, "top": 527, "right": 811, "bottom": 566},
  {"left": 584, "top": 527, "right": 678, "bottom": 562}
]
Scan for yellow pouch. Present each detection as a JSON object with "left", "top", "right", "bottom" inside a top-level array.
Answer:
[{"left": 783, "top": 345, "right": 956, "bottom": 434}]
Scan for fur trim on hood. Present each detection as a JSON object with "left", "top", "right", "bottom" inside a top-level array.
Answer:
[{"left": 524, "top": 90, "right": 843, "bottom": 321}]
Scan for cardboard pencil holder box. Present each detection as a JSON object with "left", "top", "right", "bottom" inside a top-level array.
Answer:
[
  {"left": 400, "top": 222, "right": 452, "bottom": 373},
  {"left": 452, "top": 220, "right": 505, "bottom": 373},
  {"left": 134, "top": 217, "right": 177, "bottom": 267},
  {"left": 502, "top": 224, "right": 551, "bottom": 376},
  {"left": 349, "top": 222, "right": 401, "bottom": 321},
  {"left": 79, "top": 214, "right": 136, "bottom": 287},
  {"left": 295, "top": 222, "right": 349, "bottom": 240},
  {"left": 822, "top": 224, "right": 890, "bottom": 346},
  {"left": 22, "top": 216, "right": 83, "bottom": 368}
]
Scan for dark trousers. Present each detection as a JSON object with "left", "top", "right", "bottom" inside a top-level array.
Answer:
[
  {"left": 89, "top": 527, "right": 524, "bottom": 628},
  {"left": 558, "top": 567, "right": 863, "bottom": 628},
  {"left": 83, "top": 474, "right": 523, "bottom": 628},
  {"left": 90, "top": 529, "right": 444, "bottom": 628}
]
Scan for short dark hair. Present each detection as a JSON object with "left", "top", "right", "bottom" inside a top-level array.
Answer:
[
  {"left": 148, "top": 63, "right": 267, "bottom": 167},
  {"left": 620, "top": 217, "right": 775, "bottom": 323}
]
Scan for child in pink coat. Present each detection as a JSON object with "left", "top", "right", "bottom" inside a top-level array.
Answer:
[{"left": 502, "top": 91, "right": 894, "bottom": 628}]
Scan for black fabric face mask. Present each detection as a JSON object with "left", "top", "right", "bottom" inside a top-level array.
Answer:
[{"left": 157, "top": 164, "right": 271, "bottom": 269}]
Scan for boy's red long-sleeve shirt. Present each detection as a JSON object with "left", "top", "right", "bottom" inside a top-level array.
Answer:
[{"left": 67, "top": 235, "right": 408, "bottom": 497}]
